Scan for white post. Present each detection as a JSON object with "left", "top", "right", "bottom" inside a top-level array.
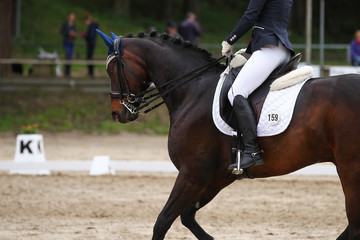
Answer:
[
  {"left": 305, "top": 0, "right": 312, "bottom": 65},
  {"left": 320, "top": 0, "right": 325, "bottom": 76},
  {"left": 90, "top": 156, "right": 115, "bottom": 176},
  {"left": 11, "top": 134, "right": 50, "bottom": 175}
]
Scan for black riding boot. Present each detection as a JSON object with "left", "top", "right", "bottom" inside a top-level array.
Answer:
[{"left": 228, "top": 95, "right": 264, "bottom": 170}]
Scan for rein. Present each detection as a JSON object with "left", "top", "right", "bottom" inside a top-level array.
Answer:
[{"left": 109, "top": 36, "right": 225, "bottom": 115}]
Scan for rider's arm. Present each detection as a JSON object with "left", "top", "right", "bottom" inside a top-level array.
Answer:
[{"left": 226, "top": 0, "right": 266, "bottom": 45}]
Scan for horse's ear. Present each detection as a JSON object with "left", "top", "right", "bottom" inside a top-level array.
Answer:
[
  {"left": 111, "top": 32, "right": 118, "bottom": 40},
  {"left": 96, "top": 29, "right": 114, "bottom": 53}
]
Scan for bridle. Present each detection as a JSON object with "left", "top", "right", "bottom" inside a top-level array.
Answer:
[
  {"left": 107, "top": 36, "right": 226, "bottom": 115},
  {"left": 108, "top": 36, "right": 148, "bottom": 114}
]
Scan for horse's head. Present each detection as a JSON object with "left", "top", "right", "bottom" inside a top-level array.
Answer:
[{"left": 97, "top": 30, "right": 151, "bottom": 123}]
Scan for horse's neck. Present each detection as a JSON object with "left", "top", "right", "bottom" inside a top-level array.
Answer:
[
  {"left": 146, "top": 52, "right": 218, "bottom": 115},
  {"left": 133, "top": 38, "right": 224, "bottom": 117}
]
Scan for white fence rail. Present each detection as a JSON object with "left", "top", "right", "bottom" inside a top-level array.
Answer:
[{"left": 0, "top": 160, "right": 337, "bottom": 176}]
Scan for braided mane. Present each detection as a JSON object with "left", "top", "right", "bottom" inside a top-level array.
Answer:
[{"left": 125, "top": 31, "right": 218, "bottom": 63}]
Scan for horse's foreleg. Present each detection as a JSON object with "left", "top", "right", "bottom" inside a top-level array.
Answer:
[
  {"left": 336, "top": 226, "right": 349, "bottom": 240},
  {"left": 181, "top": 204, "right": 214, "bottom": 240},
  {"left": 180, "top": 178, "right": 234, "bottom": 240},
  {"left": 152, "top": 171, "right": 211, "bottom": 240}
]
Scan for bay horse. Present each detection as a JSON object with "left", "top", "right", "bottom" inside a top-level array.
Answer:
[{"left": 98, "top": 30, "right": 360, "bottom": 240}]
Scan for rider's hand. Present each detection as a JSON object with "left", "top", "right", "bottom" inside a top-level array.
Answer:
[{"left": 221, "top": 41, "right": 233, "bottom": 57}]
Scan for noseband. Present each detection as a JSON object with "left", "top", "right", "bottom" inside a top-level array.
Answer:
[{"left": 108, "top": 36, "right": 226, "bottom": 115}]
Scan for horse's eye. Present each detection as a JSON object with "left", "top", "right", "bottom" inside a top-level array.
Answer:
[{"left": 108, "top": 70, "right": 113, "bottom": 76}]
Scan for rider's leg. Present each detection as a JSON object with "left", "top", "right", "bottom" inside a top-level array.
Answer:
[
  {"left": 228, "top": 42, "right": 290, "bottom": 170},
  {"left": 228, "top": 42, "right": 290, "bottom": 102}
]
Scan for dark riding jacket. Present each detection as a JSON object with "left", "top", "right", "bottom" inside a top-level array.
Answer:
[
  {"left": 60, "top": 22, "right": 77, "bottom": 45},
  {"left": 226, "top": 0, "right": 294, "bottom": 55}
]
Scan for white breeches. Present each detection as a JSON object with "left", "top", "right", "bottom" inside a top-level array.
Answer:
[{"left": 228, "top": 42, "right": 291, "bottom": 105}]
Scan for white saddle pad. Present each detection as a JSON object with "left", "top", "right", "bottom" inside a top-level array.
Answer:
[
  {"left": 212, "top": 67, "right": 310, "bottom": 137},
  {"left": 256, "top": 79, "right": 308, "bottom": 136}
]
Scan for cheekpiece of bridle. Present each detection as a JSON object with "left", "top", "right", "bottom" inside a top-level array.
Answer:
[
  {"left": 107, "top": 35, "right": 226, "bottom": 115},
  {"left": 109, "top": 36, "right": 147, "bottom": 114}
]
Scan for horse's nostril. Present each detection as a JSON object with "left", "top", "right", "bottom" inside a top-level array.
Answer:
[{"left": 112, "top": 111, "right": 120, "bottom": 122}]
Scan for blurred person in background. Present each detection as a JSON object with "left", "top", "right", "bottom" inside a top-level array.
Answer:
[
  {"left": 178, "top": 12, "right": 202, "bottom": 44},
  {"left": 164, "top": 21, "right": 182, "bottom": 39},
  {"left": 60, "top": 12, "right": 77, "bottom": 78},
  {"left": 351, "top": 30, "right": 360, "bottom": 66},
  {"left": 82, "top": 15, "right": 99, "bottom": 78}
]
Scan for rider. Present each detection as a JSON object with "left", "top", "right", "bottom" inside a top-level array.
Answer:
[{"left": 221, "top": 0, "right": 294, "bottom": 171}]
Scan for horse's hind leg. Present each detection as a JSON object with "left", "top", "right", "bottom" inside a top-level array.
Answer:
[
  {"left": 181, "top": 178, "right": 234, "bottom": 240},
  {"left": 337, "top": 162, "right": 360, "bottom": 239}
]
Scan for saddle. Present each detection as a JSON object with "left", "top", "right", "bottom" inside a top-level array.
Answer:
[{"left": 219, "top": 53, "right": 302, "bottom": 131}]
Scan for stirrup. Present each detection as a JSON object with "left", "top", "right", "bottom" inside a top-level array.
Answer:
[{"left": 232, "top": 149, "right": 243, "bottom": 175}]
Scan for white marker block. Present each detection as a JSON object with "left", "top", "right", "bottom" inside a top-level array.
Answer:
[
  {"left": 11, "top": 134, "right": 50, "bottom": 175},
  {"left": 89, "top": 156, "right": 115, "bottom": 176}
]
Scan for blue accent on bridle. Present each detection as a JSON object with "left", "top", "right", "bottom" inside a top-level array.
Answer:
[
  {"left": 111, "top": 32, "right": 118, "bottom": 40},
  {"left": 96, "top": 29, "right": 123, "bottom": 56},
  {"left": 96, "top": 29, "right": 115, "bottom": 55}
]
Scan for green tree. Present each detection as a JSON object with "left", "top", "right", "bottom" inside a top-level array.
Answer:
[
  {"left": 183, "top": 0, "right": 200, "bottom": 15},
  {"left": 0, "top": 0, "right": 13, "bottom": 76},
  {"left": 114, "top": 0, "right": 129, "bottom": 16}
]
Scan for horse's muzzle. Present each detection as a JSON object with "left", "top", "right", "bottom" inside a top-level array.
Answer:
[{"left": 111, "top": 110, "right": 138, "bottom": 123}]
